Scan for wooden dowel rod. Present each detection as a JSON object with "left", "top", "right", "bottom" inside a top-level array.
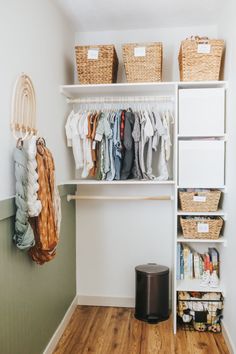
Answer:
[{"left": 67, "top": 195, "right": 174, "bottom": 202}]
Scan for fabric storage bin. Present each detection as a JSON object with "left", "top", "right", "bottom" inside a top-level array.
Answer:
[
  {"left": 178, "top": 36, "right": 225, "bottom": 81},
  {"left": 179, "top": 88, "right": 225, "bottom": 137},
  {"left": 178, "top": 140, "right": 225, "bottom": 188},
  {"left": 122, "top": 42, "right": 163, "bottom": 82},
  {"left": 180, "top": 216, "right": 223, "bottom": 239},
  {"left": 177, "top": 291, "right": 223, "bottom": 333},
  {"left": 179, "top": 190, "right": 221, "bottom": 212},
  {"left": 75, "top": 45, "right": 118, "bottom": 84}
]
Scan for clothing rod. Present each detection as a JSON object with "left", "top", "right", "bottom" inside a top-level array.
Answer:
[
  {"left": 67, "top": 95, "right": 174, "bottom": 104},
  {"left": 67, "top": 195, "right": 174, "bottom": 202}
]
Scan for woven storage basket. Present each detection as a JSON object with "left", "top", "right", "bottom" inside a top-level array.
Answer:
[
  {"left": 179, "top": 37, "right": 225, "bottom": 81},
  {"left": 179, "top": 190, "right": 221, "bottom": 212},
  {"left": 180, "top": 217, "right": 223, "bottom": 239},
  {"left": 75, "top": 45, "right": 118, "bottom": 84},
  {"left": 122, "top": 42, "right": 163, "bottom": 82}
]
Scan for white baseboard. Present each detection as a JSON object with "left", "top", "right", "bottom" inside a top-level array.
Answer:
[
  {"left": 222, "top": 320, "right": 236, "bottom": 354},
  {"left": 78, "top": 295, "right": 135, "bottom": 308},
  {"left": 43, "top": 295, "right": 78, "bottom": 354}
]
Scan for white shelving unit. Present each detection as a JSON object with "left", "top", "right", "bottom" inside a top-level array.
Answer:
[
  {"left": 60, "top": 80, "right": 228, "bottom": 334},
  {"left": 60, "top": 81, "right": 227, "bottom": 99},
  {"left": 174, "top": 81, "right": 228, "bottom": 333}
]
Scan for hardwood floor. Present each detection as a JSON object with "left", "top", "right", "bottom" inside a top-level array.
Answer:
[{"left": 53, "top": 306, "right": 229, "bottom": 354}]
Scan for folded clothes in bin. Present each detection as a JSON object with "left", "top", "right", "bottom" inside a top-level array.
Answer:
[{"left": 177, "top": 291, "right": 223, "bottom": 333}]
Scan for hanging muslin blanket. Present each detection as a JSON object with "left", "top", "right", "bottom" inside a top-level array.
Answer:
[
  {"left": 13, "top": 147, "right": 35, "bottom": 250},
  {"left": 26, "top": 136, "right": 42, "bottom": 217},
  {"left": 28, "top": 143, "right": 59, "bottom": 264}
]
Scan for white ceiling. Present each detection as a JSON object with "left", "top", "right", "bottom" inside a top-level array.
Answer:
[{"left": 55, "top": 0, "right": 221, "bottom": 32}]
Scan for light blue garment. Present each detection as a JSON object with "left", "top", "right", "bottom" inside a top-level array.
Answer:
[
  {"left": 113, "top": 111, "right": 122, "bottom": 180},
  {"left": 106, "top": 113, "right": 116, "bottom": 181},
  {"left": 95, "top": 113, "right": 112, "bottom": 179},
  {"left": 13, "top": 147, "right": 35, "bottom": 250}
]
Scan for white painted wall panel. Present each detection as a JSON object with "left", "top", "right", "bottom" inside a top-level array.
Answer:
[
  {"left": 218, "top": 0, "right": 236, "bottom": 351},
  {"left": 76, "top": 185, "right": 174, "bottom": 300},
  {"left": 0, "top": 0, "right": 74, "bottom": 200}
]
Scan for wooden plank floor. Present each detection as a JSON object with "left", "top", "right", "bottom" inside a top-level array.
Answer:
[{"left": 53, "top": 306, "right": 229, "bottom": 354}]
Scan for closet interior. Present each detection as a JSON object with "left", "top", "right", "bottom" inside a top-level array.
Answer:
[
  {"left": 61, "top": 79, "right": 227, "bottom": 333},
  {"left": 4, "top": 1, "right": 236, "bottom": 353}
]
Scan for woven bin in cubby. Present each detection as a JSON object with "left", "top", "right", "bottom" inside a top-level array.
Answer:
[
  {"left": 180, "top": 217, "right": 223, "bottom": 240},
  {"left": 179, "top": 190, "right": 221, "bottom": 212},
  {"left": 122, "top": 42, "right": 163, "bottom": 82},
  {"left": 179, "top": 37, "right": 225, "bottom": 81},
  {"left": 75, "top": 45, "right": 118, "bottom": 84}
]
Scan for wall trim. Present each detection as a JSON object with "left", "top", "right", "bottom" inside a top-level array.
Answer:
[
  {"left": 58, "top": 184, "right": 76, "bottom": 198},
  {"left": 43, "top": 295, "right": 78, "bottom": 354},
  {"left": 78, "top": 295, "right": 135, "bottom": 308},
  {"left": 0, "top": 184, "right": 75, "bottom": 222},
  {"left": 222, "top": 320, "right": 236, "bottom": 354}
]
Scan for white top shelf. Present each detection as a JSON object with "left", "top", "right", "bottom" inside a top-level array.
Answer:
[
  {"left": 60, "top": 81, "right": 228, "bottom": 99},
  {"left": 63, "top": 179, "right": 175, "bottom": 186},
  {"left": 176, "top": 278, "right": 225, "bottom": 294}
]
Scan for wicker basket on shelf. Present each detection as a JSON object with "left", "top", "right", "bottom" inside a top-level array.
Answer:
[
  {"left": 75, "top": 45, "right": 118, "bottom": 84},
  {"left": 179, "top": 37, "right": 225, "bottom": 81},
  {"left": 180, "top": 217, "right": 223, "bottom": 239},
  {"left": 122, "top": 42, "right": 163, "bottom": 82},
  {"left": 179, "top": 190, "right": 221, "bottom": 212}
]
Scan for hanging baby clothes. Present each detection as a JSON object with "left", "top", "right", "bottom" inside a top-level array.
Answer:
[
  {"left": 95, "top": 112, "right": 112, "bottom": 180},
  {"left": 132, "top": 112, "right": 143, "bottom": 179},
  {"left": 65, "top": 110, "right": 84, "bottom": 170},
  {"left": 65, "top": 106, "right": 174, "bottom": 182},
  {"left": 113, "top": 111, "right": 122, "bottom": 180},
  {"left": 13, "top": 142, "right": 35, "bottom": 250},
  {"left": 139, "top": 110, "right": 154, "bottom": 179},
  {"left": 106, "top": 112, "right": 116, "bottom": 181},
  {"left": 28, "top": 140, "right": 59, "bottom": 265},
  {"left": 155, "top": 110, "right": 173, "bottom": 181}
]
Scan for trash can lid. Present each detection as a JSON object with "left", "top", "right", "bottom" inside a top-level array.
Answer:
[{"left": 135, "top": 263, "right": 169, "bottom": 275}]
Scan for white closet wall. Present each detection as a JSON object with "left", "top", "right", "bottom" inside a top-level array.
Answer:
[
  {"left": 76, "top": 185, "right": 173, "bottom": 306},
  {"left": 0, "top": 0, "right": 74, "bottom": 200},
  {"left": 75, "top": 25, "right": 218, "bottom": 82},
  {"left": 217, "top": 1, "right": 236, "bottom": 351}
]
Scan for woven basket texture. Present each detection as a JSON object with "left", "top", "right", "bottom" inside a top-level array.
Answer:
[
  {"left": 180, "top": 217, "right": 223, "bottom": 239},
  {"left": 179, "top": 191, "right": 221, "bottom": 212},
  {"left": 179, "top": 37, "right": 224, "bottom": 81},
  {"left": 75, "top": 45, "right": 118, "bottom": 84},
  {"left": 122, "top": 42, "right": 163, "bottom": 83}
]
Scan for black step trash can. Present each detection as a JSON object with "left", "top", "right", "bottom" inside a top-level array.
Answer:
[{"left": 135, "top": 263, "right": 169, "bottom": 324}]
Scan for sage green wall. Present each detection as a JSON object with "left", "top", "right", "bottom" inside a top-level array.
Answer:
[{"left": 0, "top": 185, "right": 76, "bottom": 354}]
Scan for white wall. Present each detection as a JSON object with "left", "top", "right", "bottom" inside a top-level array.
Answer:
[
  {"left": 217, "top": 1, "right": 236, "bottom": 351},
  {"left": 0, "top": 0, "right": 74, "bottom": 200},
  {"left": 76, "top": 185, "right": 174, "bottom": 305},
  {"left": 75, "top": 25, "right": 218, "bottom": 82}
]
